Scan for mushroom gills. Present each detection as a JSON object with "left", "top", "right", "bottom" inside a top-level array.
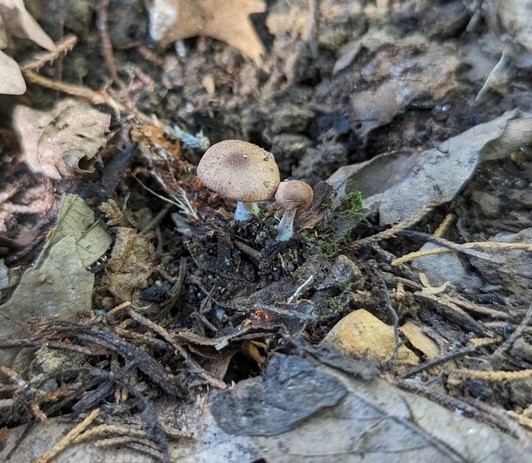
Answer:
[
  {"left": 235, "top": 201, "right": 260, "bottom": 221},
  {"left": 276, "top": 208, "right": 297, "bottom": 241}
]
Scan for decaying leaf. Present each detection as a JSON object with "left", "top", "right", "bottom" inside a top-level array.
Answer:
[
  {"left": 147, "top": 0, "right": 266, "bottom": 65},
  {"left": 13, "top": 98, "right": 111, "bottom": 180},
  {"left": 102, "top": 227, "right": 155, "bottom": 301},
  {"left": 211, "top": 353, "right": 530, "bottom": 463},
  {"left": 350, "top": 41, "right": 459, "bottom": 140},
  {"left": 328, "top": 110, "right": 532, "bottom": 225},
  {"left": 0, "top": 194, "right": 112, "bottom": 367}
]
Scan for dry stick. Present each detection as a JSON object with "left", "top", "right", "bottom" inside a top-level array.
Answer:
[
  {"left": 395, "top": 276, "right": 510, "bottom": 320},
  {"left": 22, "top": 70, "right": 154, "bottom": 124},
  {"left": 374, "top": 269, "right": 401, "bottom": 368},
  {"left": 433, "top": 213, "right": 456, "bottom": 237},
  {"left": 392, "top": 241, "right": 532, "bottom": 267},
  {"left": 95, "top": 0, "right": 119, "bottom": 84},
  {"left": 23, "top": 70, "right": 124, "bottom": 115},
  {"left": 20, "top": 35, "right": 78, "bottom": 72},
  {"left": 307, "top": 0, "right": 320, "bottom": 57},
  {"left": 73, "top": 423, "right": 150, "bottom": 443},
  {"left": 97, "top": 438, "right": 163, "bottom": 460},
  {"left": 491, "top": 304, "right": 532, "bottom": 361},
  {"left": 400, "top": 346, "right": 482, "bottom": 379},
  {"left": 141, "top": 204, "right": 173, "bottom": 234},
  {"left": 0, "top": 366, "right": 47, "bottom": 422},
  {"left": 35, "top": 408, "right": 101, "bottom": 463},
  {"left": 449, "top": 369, "right": 532, "bottom": 381},
  {"left": 127, "top": 308, "right": 227, "bottom": 389},
  {"left": 399, "top": 230, "right": 506, "bottom": 263}
]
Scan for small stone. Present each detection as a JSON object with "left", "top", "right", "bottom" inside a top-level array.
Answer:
[
  {"left": 316, "top": 255, "right": 362, "bottom": 290},
  {"left": 322, "top": 309, "right": 419, "bottom": 372}
]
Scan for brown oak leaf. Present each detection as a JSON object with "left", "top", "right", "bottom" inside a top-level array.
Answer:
[{"left": 147, "top": 0, "right": 266, "bottom": 65}]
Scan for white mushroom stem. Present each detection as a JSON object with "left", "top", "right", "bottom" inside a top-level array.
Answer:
[
  {"left": 276, "top": 207, "right": 297, "bottom": 241},
  {"left": 235, "top": 201, "right": 260, "bottom": 221}
]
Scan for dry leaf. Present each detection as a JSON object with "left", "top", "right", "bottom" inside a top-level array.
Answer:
[
  {"left": 102, "top": 227, "right": 155, "bottom": 301},
  {"left": 328, "top": 110, "right": 532, "bottom": 225},
  {"left": 0, "top": 0, "right": 55, "bottom": 94},
  {"left": 147, "top": 0, "right": 266, "bottom": 65},
  {"left": 350, "top": 41, "right": 459, "bottom": 140},
  {"left": 0, "top": 0, "right": 55, "bottom": 51},
  {"left": 13, "top": 98, "right": 111, "bottom": 180},
  {"left": 0, "top": 48, "right": 25, "bottom": 94},
  {"left": 0, "top": 194, "right": 112, "bottom": 367}
]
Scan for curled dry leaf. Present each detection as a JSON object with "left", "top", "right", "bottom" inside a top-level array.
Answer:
[
  {"left": 0, "top": 0, "right": 55, "bottom": 94},
  {"left": 147, "top": 0, "right": 266, "bottom": 65},
  {"left": 0, "top": 0, "right": 55, "bottom": 50},
  {"left": 13, "top": 98, "right": 111, "bottom": 180},
  {"left": 328, "top": 109, "right": 532, "bottom": 225}
]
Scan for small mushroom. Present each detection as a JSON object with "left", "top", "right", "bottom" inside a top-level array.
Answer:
[
  {"left": 197, "top": 140, "right": 280, "bottom": 221},
  {"left": 275, "top": 180, "right": 314, "bottom": 241}
]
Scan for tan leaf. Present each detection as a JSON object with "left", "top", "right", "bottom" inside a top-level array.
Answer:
[
  {"left": 147, "top": 0, "right": 266, "bottom": 65},
  {"left": 0, "top": 48, "right": 25, "bottom": 94},
  {"left": 13, "top": 98, "right": 111, "bottom": 180},
  {"left": 0, "top": 0, "right": 55, "bottom": 51},
  {"left": 102, "top": 227, "right": 155, "bottom": 301}
]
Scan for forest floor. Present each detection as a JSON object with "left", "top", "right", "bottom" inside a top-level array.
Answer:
[{"left": 0, "top": 1, "right": 531, "bottom": 462}]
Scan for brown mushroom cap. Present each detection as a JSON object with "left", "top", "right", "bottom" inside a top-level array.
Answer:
[
  {"left": 275, "top": 180, "right": 314, "bottom": 210},
  {"left": 197, "top": 140, "right": 280, "bottom": 202}
]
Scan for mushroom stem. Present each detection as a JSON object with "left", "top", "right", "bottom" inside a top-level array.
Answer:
[
  {"left": 235, "top": 201, "right": 260, "bottom": 221},
  {"left": 276, "top": 208, "right": 297, "bottom": 241}
]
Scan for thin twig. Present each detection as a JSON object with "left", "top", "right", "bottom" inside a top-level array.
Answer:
[
  {"left": 374, "top": 270, "right": 401, "bottom": 368},
  {"left": 23, "top": 70, "right": 124, "bottom": 116},
  {"left": 95, "top": 0, "right": 120, "bottom": 84},
  {"left": 35, "top": 408, "right": 101, "bottom": 463},
  {"left": 400, "top": 346, "right": 481, "bottom": 379},
  {"left": 127, "top": 308, "right": 227, "bottom": 389},
  {"left": 20, "top": 35, "right": 78, "bottom": 72},
  {"left": 392, "top": 240, "right": 532, "bottom": 266},
  {"left": 449, "top": 369, "right": 532, "bottom": 381},
  {"left": 492, "top": 304, "right": 532, "bottom": 361},
  {"left": 287, "top": 275, "right": 315, "bottom": 303},
  {"left": 307, "top": 0, "right": 320, "bottom": 58}
]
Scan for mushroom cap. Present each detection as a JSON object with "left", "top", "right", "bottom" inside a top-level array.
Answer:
[
  {"left": 197, "top": 140, "right": 280, "bottom": 202},
  {"left": 275, "top": 180, "right": 314, "bottom": 210}
]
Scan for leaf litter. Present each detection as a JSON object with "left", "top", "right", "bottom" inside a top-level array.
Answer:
[{"left": 1, "top": 0, "right": 532, "bottom": 461}]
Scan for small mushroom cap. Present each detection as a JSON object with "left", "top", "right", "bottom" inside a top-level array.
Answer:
[
  {"left": 275, "top": 180, "right": 314, "bottom": 210},
  {"left": 197, "top": 140, "right": 280, "bottom": 202}
]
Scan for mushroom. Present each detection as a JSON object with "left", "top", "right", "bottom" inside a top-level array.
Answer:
[
  {"left": 275, "top": 180, "right": 314, "bottom": 241},
  {"left": 197, "top": 140, "right": 280, "bottom": 221}
]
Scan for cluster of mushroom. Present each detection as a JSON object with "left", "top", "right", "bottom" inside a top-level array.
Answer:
[{"left": 197, "top": 140, "right": 313, "bottom": 241}]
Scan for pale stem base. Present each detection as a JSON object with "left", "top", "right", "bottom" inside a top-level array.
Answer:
[
  {"left": 276, "top": 208, "right": 297, "bottom": 241},
  {"left": 235, "top": 201, "right": 260, "bottom": 221}
]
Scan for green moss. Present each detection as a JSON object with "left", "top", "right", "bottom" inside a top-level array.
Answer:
[{"left": 338, "top": 190, "right": 364, "bottom": 220}]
